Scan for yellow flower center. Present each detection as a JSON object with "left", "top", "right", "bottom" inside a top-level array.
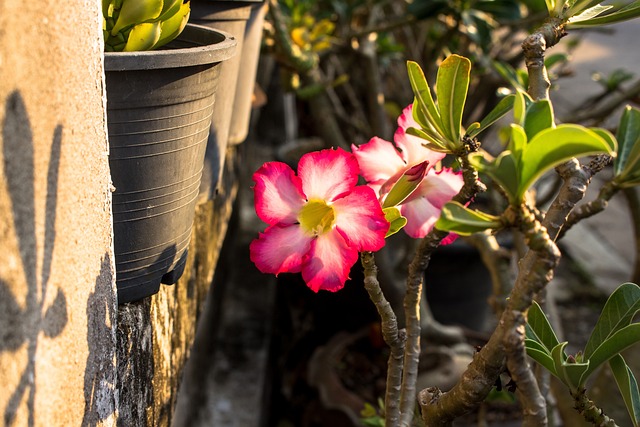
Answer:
[{"left": 298, "top": 199, "right": 336, "bottom": 236}]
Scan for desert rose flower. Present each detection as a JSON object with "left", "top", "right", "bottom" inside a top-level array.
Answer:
[
  {"left": 250, "top": 148, "right": 389, "bottom": 292},
  {"left": 352, "top": 104, "right": 463, "bottom": 239}
]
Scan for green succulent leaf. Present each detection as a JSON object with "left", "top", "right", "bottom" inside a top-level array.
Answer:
[
  {"left": 610, "top": 354, "right": 640, "bottom": 426},
  {"left": 383, "top": 207, "right": 407, "bottom": 238},
  {"left": 584, "top": 282, "right": 640, "bottom": 358},
  {"left": 581, "top": 324, "right": 640, "bottom": 385},
  {"left": 153, "top": 0, "right": 190, "bottom": 49},
  {"left": 436, "top": 54, "right": 471, "bottom": 145},
  {"left": 382, "top": 161, "right": 428, "bottom": 208},
  {"left": 568, "top": 4, "right": 613, "bottom": 23},
  {"left": 407, "top": 61, "right": 445, "bottom": 137},
  {"left": 568, "top": 0, "right": 640, "bottom": 27},
  {"left": 525, "top": 339, "right": 558, "bottom": 376},
  {"left": 544, "top": 0, "right": 555, "bottom": 15},
  {"left": 523, "top": 99, "right": 555, "bottom": 141},
  {"left": 159, "top": 0, "right": 181, "bottom": 20},
  {"left": 467, "top": 94, "right": 516, "bottom": 138},
  {"left": 518, "top": 124, "right": 617, "bottom": 200},
  {"left": 406, "top": 126, "right": 451, "bottom": 153},
  {"left": 469, "top": 150, "right": 520, "bottom": 203},
  {"left": 526, "top": 301, "right": 561, "bottom": 353},
  {"left": 123, "top": 21, "right": 162, "bottom": 51},
  {"left": 493, "top": 61, "right": 527, "bottom": 92},
  {"left": 435, "top": 201, "right": 502, "bottom": 236},
  {"left": 614, "top": 106, "right": 640, "bottom": 186},
  {"left": 111, "top": 0, "right": 164, "bottom": 35},
  {"left": 552, "top": 342, "right": 590, "bottom": 391},
  {"left": 568, "top": 0, "right": 606, "bottom": 16},
  {"left": 513, "top": 90, "right": 533, "bottom": 126},
  {"left": 544, "top": 53, "right": 569, "bottom": 70}
]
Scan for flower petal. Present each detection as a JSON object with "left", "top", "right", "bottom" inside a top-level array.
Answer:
[
  {"left": 399, "top": 197, "right": 442, "bottom": 239},
  {"left": 302, "top": 230, "right": 358, "bottom": 292},
  {"left": 352, "top": 137, "right": 406, "bottom": 184},
  {"left": 298, "top": 148, "right": 359, "bottom": 201},
  {"left": 399, "top": 168, "right": 463, "bottom": 238},
  {"left": 250, "top": 224, "right": 312, "bottom": 275},
  {"left": 253, "top": 161, "right": 306, "bottom": 225},
  {"left": 412, "top": 167, "right": 463, "bottom": 209},
  {"left": 333, "top": 186, "right": 389, "bottom": 251},
  {"left": 395, "top": 104, "right": 446, "bottom": 166}
]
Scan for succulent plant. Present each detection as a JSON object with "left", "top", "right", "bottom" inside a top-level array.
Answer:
[{"left": 102, "top": 0, "right": 190, "bottom": 52}]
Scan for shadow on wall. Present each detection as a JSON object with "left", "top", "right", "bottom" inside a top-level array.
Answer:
[
  {"left": 0, "top": 91, "right": 68, "bottom": 426},
  {"left": 82, "top": 254, "right": 117, "bottom": 426}
]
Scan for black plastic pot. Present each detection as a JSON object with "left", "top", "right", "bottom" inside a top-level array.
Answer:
[
  {"left": 191, "top": 0, "right": 265, "bottom": 201},
  {"left": 105, "top": 24, "right": 236, "bottom": 304}
]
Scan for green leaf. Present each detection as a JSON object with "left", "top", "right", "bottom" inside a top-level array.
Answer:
[
  {"left": 382, "top": 161, "right": 428, "bottom": 208},
  {"left": 383, "top": 207, "right": 407, "bottom": 238},
  {"left": 581, "top": 324, "right": 640, "bottom": 385},
  {"left": 544, "top": 0, "right": 555, "bottom": 15},
  {"left": 523, "top": 99, "right": 555, "bottom": 141},
  {"left": 518, "top": 124, "right": 617, "bottom": 200},
  {"left": 525, "top": 339, "right": 558, "bottom": 376},
  {"left": 123, "top": 21, "right": 162, "bottom": 51},
  {"left": 406, "top": 127, "right": 451, "bottom": 153},
  {"left": 436, "top": 55, "right": 471, "bottom": 144},
  {"left": 111, "top": 0, "right": 164, "bottom": 35},
  {"left": 568, "top": 1, "right": 640, "bottom": 27},
  {"left": 407, "top": 61, "right": 445, "bottom": 137},
  {"left": 527, "top": 301, "right": 561, "bottom": 353},
  {"left": 544, "top": 53, "right": 569, "bottom": 70},
  {"left": 568, "top": 4, "right": 613, "bottom": 23},
  {"left": 493, "top": 61, "right": 527, "bottom": 92},
  {"left": 469, "top": 151, "right": 520, "bottom": 203},
  {"left": 610, "top": 354, "right": 640, "bottom": 426},
  {"left": 584, "top": 282, "right": 640, "bottom": 358},
  {"left": 435, "top": 201, "right": 502, "bottom": 236},
  {"left": 614, "top": 106, "right": 640, "bottom": 183},
  {"left": 467, "top": 94, "right": 516, "bottom": 138},
  {"left": 568, "top": 0, "right": 607, "bottom": 16},
  {"left": 552, "top": 342, "right": 590, "bottom": 391},
  {"left": 153, "top": 0, "right": 190, "bottom": 49},
  {"left": 512, "top": 90, "right": 532, "bottom": 126}
]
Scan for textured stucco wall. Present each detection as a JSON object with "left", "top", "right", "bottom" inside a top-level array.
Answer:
[{"left": 0, "top": 0, "right": 117, "bottom": 426}]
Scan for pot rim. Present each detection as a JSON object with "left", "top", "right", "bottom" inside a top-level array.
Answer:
[{"left": 104, "top": 23, "right": 237, "bottom": 71}]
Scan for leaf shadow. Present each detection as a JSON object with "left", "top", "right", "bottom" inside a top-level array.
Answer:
[{"left": 1, "top": 91, "right": 68, "bottom": 426}]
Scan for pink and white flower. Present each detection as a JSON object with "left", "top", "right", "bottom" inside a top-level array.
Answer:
[
  {"left": 352, "top": 104, "right": 464, "bottom": 240},
  {"left": 250, "top": 148, "right": 389, "bottom": 292}
]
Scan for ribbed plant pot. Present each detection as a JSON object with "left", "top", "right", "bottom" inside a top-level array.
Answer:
[
  {"left": 191, "top": 0, "right": 265, "bottom": 201},
  {"left": 105, "top": 24, "right": 236, "bottom": 304}
]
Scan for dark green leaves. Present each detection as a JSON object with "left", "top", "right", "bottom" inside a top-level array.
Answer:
[
  {"left": 614, "top": 106, "right": 640, "bottom": 188},
  {"left": 584, "top": 282, "right": 640, "bottom": 358},
  {"left": 525, "top": 282, "right": 640, "bottom": 425}
]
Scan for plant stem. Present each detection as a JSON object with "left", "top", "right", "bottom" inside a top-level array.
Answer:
[
  {"left": 571, "top": 388, "right": 620, "bottom": 427},
  {"left": 419, "top": 157, "right": 590, "bottom": 425},
  {"left": 361, "top": 251, "right": 406, "bottom": 427},
  {"left": 400, "top": 145, "right": 484, "bottom": 427},
  {"left": 556, "top": 155, "right": 615, "bottom": 239},
  {"left": 522, "top": 17, "right": 565, "bottom": 100}
]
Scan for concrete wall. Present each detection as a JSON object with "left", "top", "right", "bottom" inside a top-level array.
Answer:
[{"left": 0, "top": 1, "right": 117, "bottom": 426}]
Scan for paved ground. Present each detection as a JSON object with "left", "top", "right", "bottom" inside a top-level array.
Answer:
[{"left": 553, "top": 19, "right": 640, "bottom": 293}]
